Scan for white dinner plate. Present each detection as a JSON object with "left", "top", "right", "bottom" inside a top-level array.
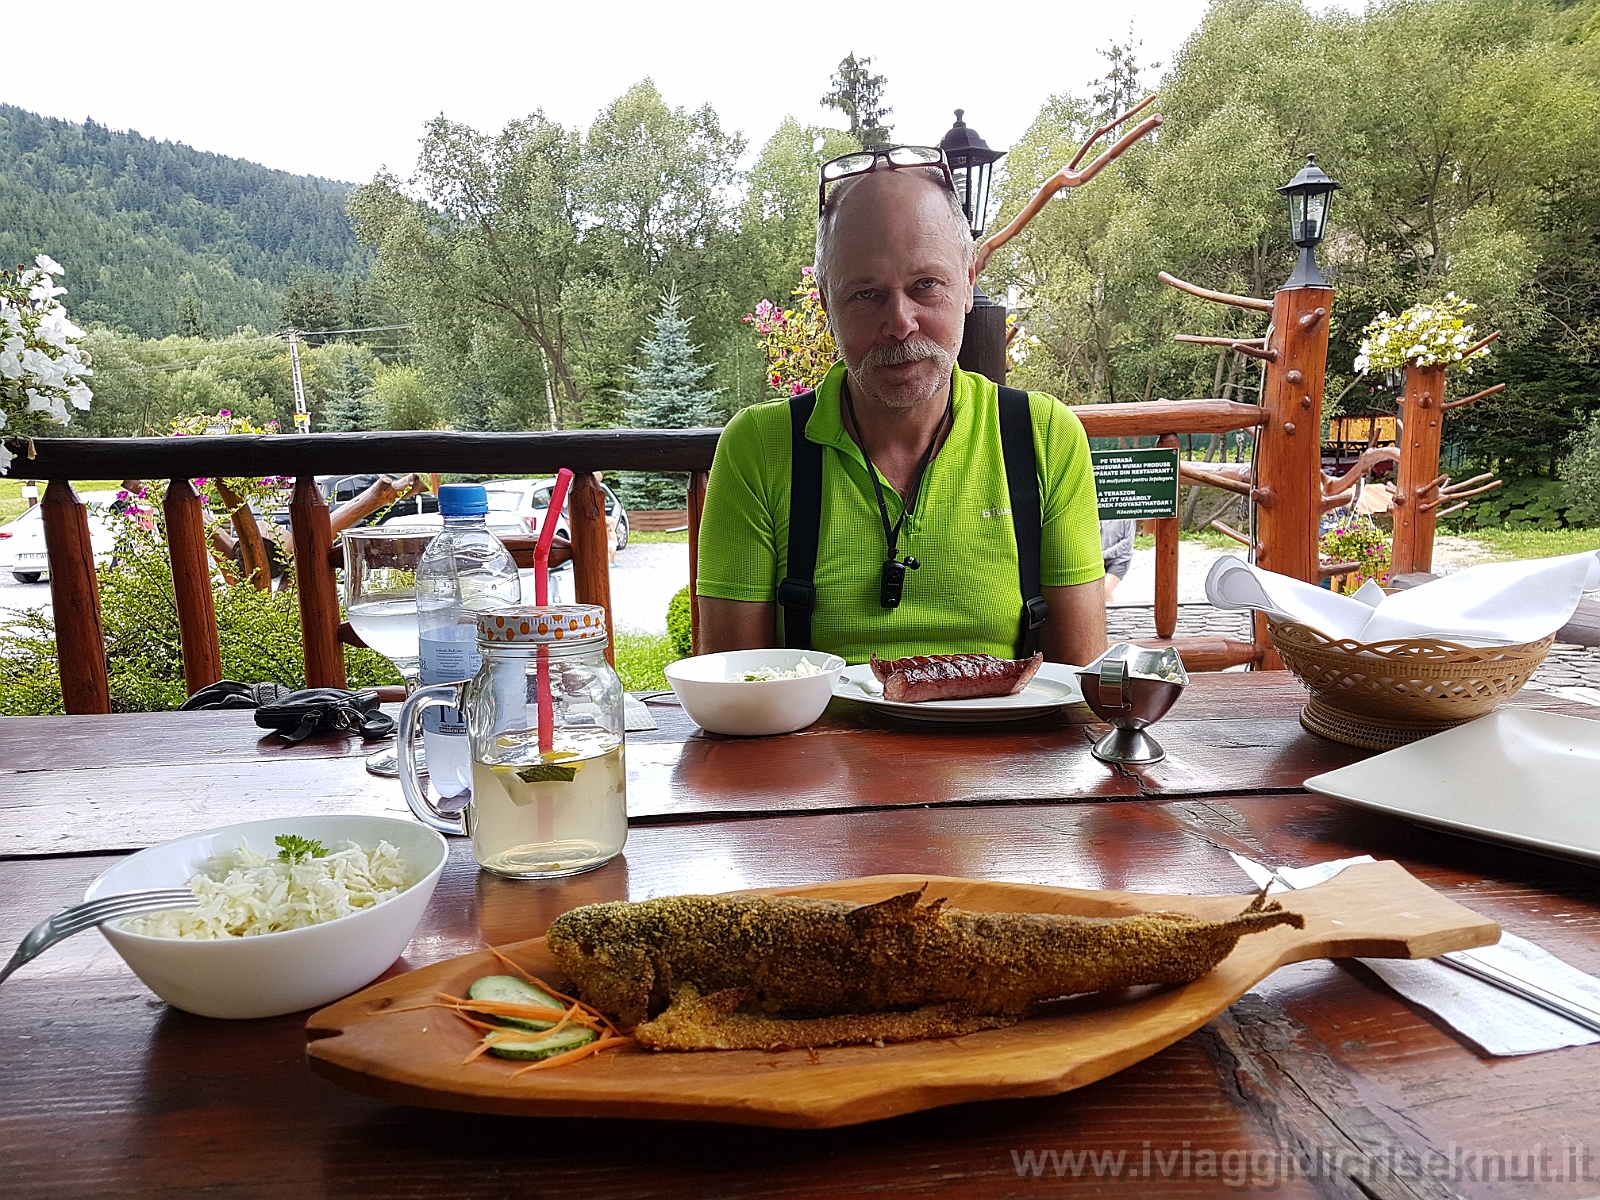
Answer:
[
  {"left": 832, "top": 661, "right": 1084, "bottom": 723},
  {"left": 1303, "top": 708, "right": 1600, "bottom": 864}
]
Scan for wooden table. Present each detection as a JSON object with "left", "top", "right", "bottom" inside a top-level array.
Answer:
[{"left": 4, "top": 675, "right": 1600, "bottom": 1198}]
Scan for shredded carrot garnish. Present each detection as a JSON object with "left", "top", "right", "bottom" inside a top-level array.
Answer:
[
  {"left": 381, "top": 948, "right": 635, "bottom": 1071},
  {"left": 507, "top": 1035, "right": 632, "bottom": 1079}
]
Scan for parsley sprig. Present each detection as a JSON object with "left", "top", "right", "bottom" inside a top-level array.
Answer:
[{"left": 275, "top": 834, "right": 329, "bottom": 865}]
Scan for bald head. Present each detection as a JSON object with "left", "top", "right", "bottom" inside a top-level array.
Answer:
[
  {"left": 812, "top": 167, "right": 976, "bottom": 412},
  {"left": 814, "top": 167, "right": 973, "bottom": 306}
]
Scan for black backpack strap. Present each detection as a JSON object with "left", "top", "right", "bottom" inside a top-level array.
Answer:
[
  {"left": 777, "top": 390, "right": 823, "bottom": 650},
  {"left": 998, "top": 385, "right": 1048, "bottom": 658}
]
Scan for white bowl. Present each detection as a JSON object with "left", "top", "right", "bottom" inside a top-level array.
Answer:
[
  {"left": 665, "top": 649, "right": 846, "bottom": 736},
  {"left": 86, "top": 814, "right": 448, "bottom": 1019}
]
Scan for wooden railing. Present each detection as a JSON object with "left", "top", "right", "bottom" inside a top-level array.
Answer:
[{"left": 9, "top": 401, "right": 1287, "bottom": 715}]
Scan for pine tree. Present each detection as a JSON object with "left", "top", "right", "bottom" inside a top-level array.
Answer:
[
  {"left": 319, "top": 352, "right": 375, "bottom": 432},
  {"left": 617, "top": 291, "right": 721, "bottom": 510},
  {"left": 821, "top": 54, "right": 893, "bottom": 151}
]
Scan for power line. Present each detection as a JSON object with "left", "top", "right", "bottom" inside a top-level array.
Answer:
[{"left": 278, "top": 323, "right": 412, "bottom": 337}]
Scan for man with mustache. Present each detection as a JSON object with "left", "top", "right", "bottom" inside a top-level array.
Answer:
[{"left": 695, "top": 151, "right": 1107, "bottom": 666}]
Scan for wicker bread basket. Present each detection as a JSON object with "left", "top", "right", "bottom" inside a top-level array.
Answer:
[{"left": 1265, "top": 619, "right": 1555, "bottom": 750}]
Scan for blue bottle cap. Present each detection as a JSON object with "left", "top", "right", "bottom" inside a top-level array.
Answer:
[{"left": 437, "top": 484, "right": 488, "bottom": 516}]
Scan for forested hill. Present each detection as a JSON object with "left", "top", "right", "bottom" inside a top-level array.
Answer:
[{"left": 0, "top": 105, "right": 369, "bottom": 338}]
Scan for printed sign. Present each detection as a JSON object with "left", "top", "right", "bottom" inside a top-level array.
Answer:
[{"left": 1091, "top": 447, "right": 1180, "bottom": 521}]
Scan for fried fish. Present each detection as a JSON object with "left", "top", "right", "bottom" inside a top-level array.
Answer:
[{"left": 545, "top": 887, "right": 1302, "bottom": 1049}]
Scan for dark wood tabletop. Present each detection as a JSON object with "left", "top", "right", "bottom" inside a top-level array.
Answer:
[{"left": 4, "top": 675, "right": 1600, "bottom": 1198}]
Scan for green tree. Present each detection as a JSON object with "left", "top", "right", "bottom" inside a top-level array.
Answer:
[
  {"left": 371, "top": 363, "right": 441, "bottom": 430},
  {"left": 616, "top": 291, "right": 722, "bottom": 509},
  {"left": 986, "top": 0, "right": 1600, "bottom": 475},
  {"left": 1561, "top": 410, "right": 1600, "bottom": 526},
  {"left": 820, "top": 54, "right": 893, "bottom": 150},
  {"left": 0, "top": 104, "right": 370, "bottom": 339},
  {"left": 318, "top": 350, "right": 376, "bottom": 432},
  {"left": 1091, "top": 32, "right": 1160, "bottom": 120}
]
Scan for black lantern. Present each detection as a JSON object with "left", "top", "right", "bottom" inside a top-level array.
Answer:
[
  {"left": 1277, "top": 153, "right": 1341, "bottom": 289},
  {"left": 939, "top": 109, "right": 1005, "bottom": 240}
]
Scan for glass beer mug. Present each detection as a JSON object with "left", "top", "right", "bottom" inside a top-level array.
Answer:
[{"left": 397, "top": 605, "right": 626, "bottom": 878}]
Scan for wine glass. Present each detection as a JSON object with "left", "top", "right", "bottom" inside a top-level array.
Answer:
[{"left": 342, "top": 528, "right": 432, "bottom": 777}]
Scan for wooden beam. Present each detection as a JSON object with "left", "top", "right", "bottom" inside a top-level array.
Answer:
[
  {"left": 4, "top": 428, "right": 725, "bottom": 481},
  {"left": 289, "top": 475, "right": 346, "bottom": 689},
  {"left": 569, "top": 472, "right": 615, "bottom": 666},
  {"left": 163, "top": 479, "right": 222, "bottom": 695},
  {"left": 1440, "top": 382, "right": 1506, "bottom": 412},
  {"left": 1132, "top": 637, "right": 1261, "bottom": 673},
  {"left": 1174, "top": 335, "right": 1267, "bottom": 348},
  {"left": 41, "top": 480, "right": 110, "bottom": 714},
  {"left": 687, "top": 470, "right": 709, "bottom": 657},
  {"left": 1254, "top": 285, "right": 1331, "bottom": 588},
  {"left": 1071, "top": 399, "right": 1265, "bottom": 438},
  {"left": 1158, "top": 272, "right": 1275, "bottom": 313},
  {"left": 1390, "top": 363, "right": 1446, "bottom": 575},
  {"left": 1151, "top": 434, "right": 1181, "bottom": 641}
]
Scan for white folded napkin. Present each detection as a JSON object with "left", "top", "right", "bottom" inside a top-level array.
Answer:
[
  {"left": 1206, "top": 551, "right": 1600, "bottom": 646},
  {"left": 623, "top": 694, "right": 658, "bottom": 732},
  {"left": 1232, "top": 853, "right": 1600, "bottom": 1056}
]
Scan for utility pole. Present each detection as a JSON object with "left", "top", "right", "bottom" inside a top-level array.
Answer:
[{"left": 287, "top": 329, "right": 310, "bottom": 434}]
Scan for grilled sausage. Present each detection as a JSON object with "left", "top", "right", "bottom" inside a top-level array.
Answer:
[{"left": 869, "top": 652, "right": 1044, "bottom": 703}]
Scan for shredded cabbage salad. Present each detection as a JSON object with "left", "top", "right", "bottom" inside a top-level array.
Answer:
[
  {"left": 740, "top": 657, "right": 825, "bottom": 682},
  {"left": 120, "top": 839, "right": 413, "bottom": 939}
]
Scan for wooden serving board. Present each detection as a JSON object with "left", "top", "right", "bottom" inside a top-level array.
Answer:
[{"left": 304, "top": 861, "right": 1498, "bottom": 1128}]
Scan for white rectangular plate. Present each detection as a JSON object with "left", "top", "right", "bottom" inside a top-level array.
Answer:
[
  {"left": 833, "top": 662, "right": 1084, "bottom": 723},
  {"left": 1304, "top": 708, "right": 1600, "bottom": 863}
]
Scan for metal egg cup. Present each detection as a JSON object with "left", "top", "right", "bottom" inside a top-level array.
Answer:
[{"left": 1076, "top": 643, "right": 1189, "bottom": 765}]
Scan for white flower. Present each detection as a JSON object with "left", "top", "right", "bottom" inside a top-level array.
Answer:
[
  {"left": 0, "top": 440, "right": 12, "bottom": 475},
  {"left": 34, "top": 255, "right": 64, "bottom": 276}
]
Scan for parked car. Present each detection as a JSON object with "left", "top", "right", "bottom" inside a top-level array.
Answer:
[
  {"left": 381, "top": 478, "right": 629, "bottom": 550},
  {"left": 0, "top": 492, "right": 119, "bottom": 583},
  {"left": 268, "top": 476, "right": 438, "bottom": 531}
]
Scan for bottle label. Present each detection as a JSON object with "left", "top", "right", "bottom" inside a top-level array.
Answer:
[{"left": 419, "top": 627, "right": 479, "bottom": 734}]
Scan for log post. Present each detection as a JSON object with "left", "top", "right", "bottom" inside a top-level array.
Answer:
[
  {"left": 570, "top": 471, "right": 615, "bottom": 666},
  {"left": 1255, "top": 289, "right": 1331, "bottom": 584},
  {"left": 163, "top": 479, "right": 222, "bottom": 695},
  {"left": 1253, "top": 287, "right": 1333, "bottom": 669},
  {"left": 41, "top": 480, "right": 110, "bottom": 713},
  {"left": 215, "top": 479, "right": 272, "bottom": 591},
  {"left": 958, "top": 300, "right": 1008, "bottom": 385},
  {"left": 289, "top": 475, "right": 346, "bottom": 688},
  {"left": 1390, "top": 362, "right": 1447, "bottom": 576},
  {"left": 687, "top": 470, "right": 709, "bottom": 656},
  {"left": 1151, "top": 433, "right": 1181, "bottom": 640}
]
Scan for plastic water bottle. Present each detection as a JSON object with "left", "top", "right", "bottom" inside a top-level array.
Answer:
[{"left": 417, "top": 484, "right": 522, "bottom": 798}]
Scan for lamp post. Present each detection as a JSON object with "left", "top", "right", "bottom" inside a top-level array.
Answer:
[
  {"left": 1276, "top": 154, "right": 1341, "bottom": 290},
  {"left": 1254, "top": 153, "right": 1341, "bottom": 603},
  {"left": 940, "top": 110, "right": 1008, "bottom": 384}
]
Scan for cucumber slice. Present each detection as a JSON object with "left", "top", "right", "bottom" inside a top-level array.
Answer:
[
  {"left": 468, "top": 974, "right": 565, "bottom": 1032},
  {"left": 487, "top": 1025, "right": 598, "bottom": 1061}
]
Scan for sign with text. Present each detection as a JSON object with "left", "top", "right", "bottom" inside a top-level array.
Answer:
[{"left": 1091, "top": 447, "right": 1180, "bottom": 521}]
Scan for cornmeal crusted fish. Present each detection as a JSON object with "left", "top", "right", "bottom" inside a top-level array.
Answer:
[{"left": 544, "top": 887, "right": 1302, "bottom": 1043}]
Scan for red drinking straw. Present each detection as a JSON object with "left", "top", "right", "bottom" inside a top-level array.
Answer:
[{"left": 532, "top": 469, "right": 574, "bottom": 753}]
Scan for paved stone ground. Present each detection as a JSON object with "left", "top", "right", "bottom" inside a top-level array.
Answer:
[{"left": 1106, "top": 602, "right": 1600, "bottom": 691}]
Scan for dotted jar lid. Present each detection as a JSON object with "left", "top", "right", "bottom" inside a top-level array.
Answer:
[{"left": 476, "top": 604, "right": 608, "bottom": 644}]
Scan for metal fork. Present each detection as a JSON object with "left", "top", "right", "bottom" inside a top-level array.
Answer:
[{"left": 0, "top": 889, "right": 196, "bottom": 987}]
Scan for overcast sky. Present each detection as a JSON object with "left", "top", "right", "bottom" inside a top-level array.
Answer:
[{"left": 11, "top": 0, "right": 1253, "bottom": 184}]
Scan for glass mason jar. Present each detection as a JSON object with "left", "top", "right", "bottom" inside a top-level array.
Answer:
[{"left": 398, "top": 604, "right": 626, "bottom": 879}]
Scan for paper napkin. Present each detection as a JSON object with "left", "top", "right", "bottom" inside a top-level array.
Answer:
[
  {"left": 1206, "top": 551, "right": 1600, "bottom": 647},
  {"left": 1231, "top": 853, "right": 1600, "bottom": 1056}
]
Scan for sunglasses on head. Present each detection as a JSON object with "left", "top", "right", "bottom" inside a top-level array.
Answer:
[{"left": 818, "top": 146, "right": 958, "bottom": 215}]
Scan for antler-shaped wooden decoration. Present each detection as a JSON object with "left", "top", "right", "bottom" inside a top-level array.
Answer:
[
  {"left": 1415, "top": 471, "right": 1503, "bottom": 516},
  {"left": 974, "top": 95, "right": 1163, "bottom": 275}
]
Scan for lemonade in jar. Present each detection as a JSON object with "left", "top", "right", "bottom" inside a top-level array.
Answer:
[{"left": 399, "top": 605, "right": 626, "bottom": 878}]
